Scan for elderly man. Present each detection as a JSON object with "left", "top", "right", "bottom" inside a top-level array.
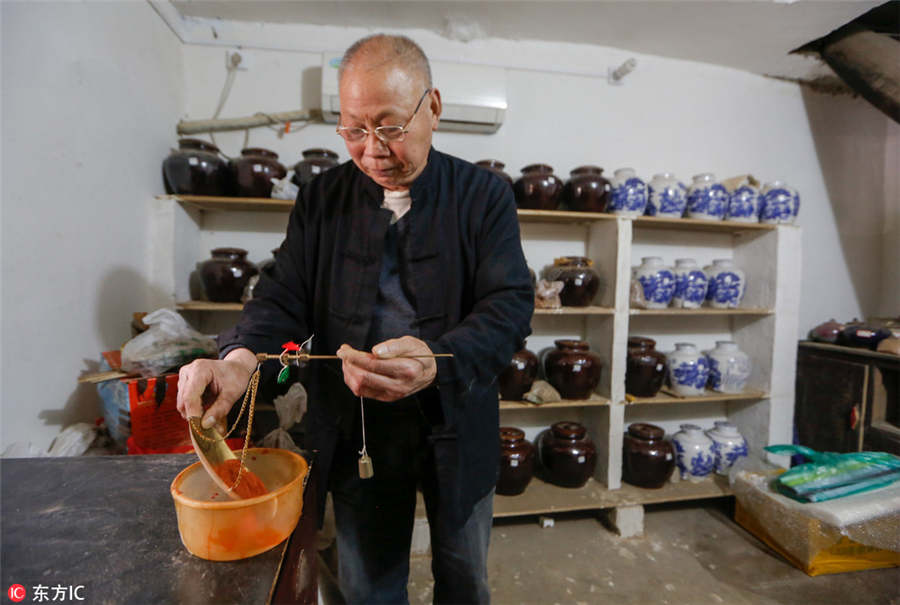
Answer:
[{"left": 177, "top": 34, "right": 532, "bottom": 604}]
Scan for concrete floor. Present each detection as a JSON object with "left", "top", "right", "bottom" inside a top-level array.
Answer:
[{"left": 406, "top": 499, "right": 900, "bottom": 605}]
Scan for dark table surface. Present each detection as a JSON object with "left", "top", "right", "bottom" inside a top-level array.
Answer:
[{"left": 1, "top": 454, "right": 316, "bottom": 605}]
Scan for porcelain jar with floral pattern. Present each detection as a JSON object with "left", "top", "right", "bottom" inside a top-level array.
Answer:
[
  {"left": 666, "top": 343, "right": 710, "bottom": 396},
  {"left": 607, "top": 168, "right": 647, "bottom": 217},
  {"left": 686, "top": 173, "right": 728, "bottom": 220},
  {"left": 706, "top": 341, "right": 751, "bottom": 394},
  {"left": 759, "top": 181, "right": 799, "bottom": 224},
  {"left": 646, "top": 173, "right": 686, "bottom": 218},
  {"left": 706, "top": 421, "right": 749, "bottom": 475},
  {"left": 704, "top": 259, "right": 746, "bottom": 308},
  {"left": 672, "top": 258, "right": 708, "bottom": 308},
  {"left": 634, "top": 257, "right": 676, "bottom": 308},
  {"left": 672, "top": 424, "right": 715, "bottom": 481},
  {"left": 726, "top": 180, "right": 761, "bottom": 222}
]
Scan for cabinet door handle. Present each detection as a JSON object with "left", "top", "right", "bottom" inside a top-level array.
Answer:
[{"left": 849, "top": 404, "right": 860, "bottom": 430}]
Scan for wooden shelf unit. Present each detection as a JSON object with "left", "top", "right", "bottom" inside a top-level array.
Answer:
[{"left": 153, "top": 188, "right": 800, "bottom": 525}]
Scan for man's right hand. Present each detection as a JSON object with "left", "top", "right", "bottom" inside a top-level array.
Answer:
[{"left": 176, "top": 348, "right": 257, "bottom": 430}]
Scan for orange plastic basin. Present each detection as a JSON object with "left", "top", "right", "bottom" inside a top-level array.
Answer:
[{"left": 170, "top": 448, "right": 308, "bottom": 561}]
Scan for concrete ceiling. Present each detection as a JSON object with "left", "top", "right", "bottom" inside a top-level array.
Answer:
[{"left": 171, "top": 1, "right": 883, "bottom": 80}]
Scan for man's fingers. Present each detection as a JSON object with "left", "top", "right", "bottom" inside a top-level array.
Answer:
[
  {"left": 177, "top": 362, "right": 212, "bottom": 420},
  {"left": 372, "top": 336, "right": 422, "bottom": 358},
  {"left": 201, "top": 396, "right": 237, "bottom": 429}
]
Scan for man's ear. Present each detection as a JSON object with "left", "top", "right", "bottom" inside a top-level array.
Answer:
[{"left": 429, "top": 88, "right": 442, "bottom": 131}]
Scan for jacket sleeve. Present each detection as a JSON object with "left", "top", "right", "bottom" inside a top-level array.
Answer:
[
  {"left": 424, "top": 182, "right": 533, "bottom": 397},
  {"left": 217, "top": 190, "right": 314, "bottom": 357}
]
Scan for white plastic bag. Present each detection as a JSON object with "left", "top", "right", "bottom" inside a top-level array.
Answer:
[
  {"left": 121, "top": 308, "right": 217, "bottom": 377},
  {"left": 260, "top": 381, "right": 307, "bottom": 454}
]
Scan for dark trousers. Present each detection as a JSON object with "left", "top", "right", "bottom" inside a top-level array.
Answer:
[{"left": 330, "top": 398, "right": 492, "bottom": 604}]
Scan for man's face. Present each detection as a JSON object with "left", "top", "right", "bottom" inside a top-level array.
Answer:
[{"left": 338, "top": 61, "right": 440, "bottom": 190}]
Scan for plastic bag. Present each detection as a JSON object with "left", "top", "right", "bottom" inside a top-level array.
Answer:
[
  {"left": 47, "top": 423, "right": 98, "bottom": 457},
  {"left": 121, "top": 309, "right": 217, "bottom": 377},
  {"left": 765, "top": 444, "right": 900, "bottom": 503},
  {"left": 271, "top": 173, "right": 299, "bottom": 201},
  {"left": 260, "top": 381, "right": 307, "bottom": 454}
]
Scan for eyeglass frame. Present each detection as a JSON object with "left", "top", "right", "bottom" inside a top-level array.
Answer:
[{"left": 336, "top": 88, "right": 433, "bottom": 144}]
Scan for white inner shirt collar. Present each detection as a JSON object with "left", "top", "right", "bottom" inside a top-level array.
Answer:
[{"left": 382, "top": 189, "right": 412, "bottom": 224}]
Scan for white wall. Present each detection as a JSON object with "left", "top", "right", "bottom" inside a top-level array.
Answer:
[
  {"left": 177, "top": 22, "right": 895, "bottom": 335},
  {"left": 1, "top": 1, "right": 184, "bottom": 451}
]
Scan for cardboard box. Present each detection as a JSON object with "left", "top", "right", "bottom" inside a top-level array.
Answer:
[{"left": 733, "top": 469, "right": 900, "bottom": 576}]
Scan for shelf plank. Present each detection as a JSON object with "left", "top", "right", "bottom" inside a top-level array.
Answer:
[
  {"left": 176, "top": 301, "right": 244, "bottom": 311},
  {"left": 625, "top": 388, "right": 769, "bottom": 405},
  {"left": 632, "top": 215, "right": 777, "bottom": 233},
  {"left": 500, "top": 397, "right": 610, "bottom": 410},
  {"left": 533, "top": 306, "right": 615, "bottom": 315},
  {"left": 161, "top": 194, "right": 294, "bottom": 213},
  {"left": 798, "top": 341, "right": 899, "bottom": 362},
  {"left": 516, "top": 209, "right": 617, "bottom": 224},
  {"left": 492, "top": 475, "right": 732, "bottom": 517},
  {"left": 630, "top": 307, "right": 773, "bottom": 316}
]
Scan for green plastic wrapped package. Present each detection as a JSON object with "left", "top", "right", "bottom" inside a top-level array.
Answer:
[{"left": 765, "top": 444, "right": 900, "bottom": 503}]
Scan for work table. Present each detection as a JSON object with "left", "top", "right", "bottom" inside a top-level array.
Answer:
[{"left": 1, "top": 454, "right": 316, "bottom": 604}]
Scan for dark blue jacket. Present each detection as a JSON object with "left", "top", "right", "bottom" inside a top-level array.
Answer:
[{"left": 219, "top": 147, "right": 533, "bottom": 527}]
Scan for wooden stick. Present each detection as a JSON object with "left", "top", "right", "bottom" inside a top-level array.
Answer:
[
  {"left": 176, "top": 109, "right": 323, "bottom": 135},
  {"left": 255, "top": 352, "right": 453, "bottom": 362}
]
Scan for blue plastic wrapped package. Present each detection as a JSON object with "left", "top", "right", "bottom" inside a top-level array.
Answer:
[
  {"left": 765, "top": 444, "right": 900, "bottom": 503},
  {"left": 96, "top": 357, "right": 131, "bottom": 447}
]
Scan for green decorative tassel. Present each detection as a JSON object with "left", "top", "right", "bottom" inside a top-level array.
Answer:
[{"left": 277, "top": 365, "right": 290, "bottom": 384}]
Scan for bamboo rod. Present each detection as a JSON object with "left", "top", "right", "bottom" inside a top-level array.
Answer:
[{"left": 176, "top": 109, "right": 324, "bottom": 135}]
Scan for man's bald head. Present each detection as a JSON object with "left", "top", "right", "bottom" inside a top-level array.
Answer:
[{"left": 338, "top": 34, "right": 432, "bottom": 92}]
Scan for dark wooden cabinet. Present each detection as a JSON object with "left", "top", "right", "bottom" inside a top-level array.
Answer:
[{"left": 795, "top": 342, "right": 900, "bottom": 455}]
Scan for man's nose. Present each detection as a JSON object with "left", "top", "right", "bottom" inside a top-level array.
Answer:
[{"left": 364, "top": 131, "right": 390, "bottom": 157}]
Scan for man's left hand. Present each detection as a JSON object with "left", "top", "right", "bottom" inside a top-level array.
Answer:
[{"left": 336, "top": 336, "right": 437, "bottom": 401}]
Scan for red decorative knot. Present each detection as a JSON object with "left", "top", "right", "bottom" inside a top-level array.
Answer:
[{"left": 281, "top": 341, "right": 301, "bottom": 351}]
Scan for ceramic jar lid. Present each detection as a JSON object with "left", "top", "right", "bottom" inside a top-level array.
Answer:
[
  {"left": 550, "top": 421, "right": 587, "bottom": 440},
  {"left": 627, "top": 422, "right": 665, "bottom": 441},
  {"left": 500, "top": 427, "right": 526, "bottom": 443}
]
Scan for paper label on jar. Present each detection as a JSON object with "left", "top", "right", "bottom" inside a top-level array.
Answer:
[
  {"left": 575, "top": 277, "right": 583, "bottom": 286},
  {"left": 510, "top": 459, "right": 519, "bottom": 467},
  {"left": 578, "top": 455, "right": 585, "bottom": 463},
  {"left": 312, "top": 165, "right": 321, "bottom": 174},
  {"left": 253, "top": 164, "right": 263, "bottom": 172},
  {"left": 188, "top": 157, "right": 199, "bottom": 166},
  {"left": 666, "top": 453, "right": 673, "bottom": 460},
  {"left": 656, "top": 363, "right": 664, "bottom": 371},
  {"left": 573, "top": 364, "right": 582, "bottom": 373}
]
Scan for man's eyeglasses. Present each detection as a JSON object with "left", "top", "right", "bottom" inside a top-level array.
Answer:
[{"left": 336, "top": 88, "right": 432, "bottom": 144}]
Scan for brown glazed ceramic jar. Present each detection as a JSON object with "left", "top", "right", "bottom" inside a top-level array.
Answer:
[
  {"left": 536, "top": 421, "right": 597, "bottom": 488},
  {"left": 200, "top": 248, "right": 259, "bottom": 302},
  {"left": 562, "top": 165, "right": 611, "bottom": 212},
  {"left": 626, "top": 337, "right": 667, "bottom": 397},
  {"left": 808, "top": 318, "right": 844, "bottom": 343},
  {"left": 292, "top": 148, "right": 339, "bottom": 187},
  {"left": 513, "top": 164, "right": 563, "bottom": 210},
  {"left": 497, "top": 427, "right": 536, "bottom": 495},
  {"left": 231, "top": 148, "right": 287, "bottom": 198},
  {"left": 622, "top": 423, "right": 675, "bottom": 489},
  {"left": 544, "top": 256, "right": 601, "bottom": 307},
  {"left": 476, "top": 159, "right": 514, "bottom": 187},
  {"left": 498, "top": 348, "right": 539, "bottom": 400},
  {"left": 544, "top": 340, "right": 602, "bottom": 399},
  {"left": 162, "top": 139, "right": 229, "bottom": 195}
]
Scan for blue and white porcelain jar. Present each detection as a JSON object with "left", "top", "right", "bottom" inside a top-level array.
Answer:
[
  {"left": 686, "top": 173, "right": 728, "bottom": 220},
  {"left": 671, "top": 258, "right": 708, "bottom": 309},
  {"left": 704, "top": 259, "right": 746, "bottom": 308},
  {"left": 759, "top": 181, "right": 799, "bottom": 224},
  {"left": 646, "top": 173, "right": 686, "bottom": 218},
  {"left": 706, "top": 421, "right": 749, "bottom": 475},
  {"left": 608, "top": 168, "right": 648, "bottom": 217},
  {"left": 672, "top": 424, "right": 715, "bottom": 481},
  {"left": 634, "top": 257, "right": 676, "bottom": 308},
  {"left": 726, "top": 180, "right": 760, "bottom": 222},
  {"left": 666, "top": 343, "right": 710, "bottom": 396},
  {"left": 706, "top": 341, "right": 752, "bottom": 393}
]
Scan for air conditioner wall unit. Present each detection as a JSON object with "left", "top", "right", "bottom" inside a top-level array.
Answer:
[{"left": 321, "top": 53, "right": 507, "bottom": 134}]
